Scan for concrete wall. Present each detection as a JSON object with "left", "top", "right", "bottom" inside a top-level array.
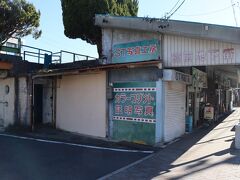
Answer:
[
  {"left": 42, "top": 79, "right": 53, "bottom": 124},
  {"left": 0, "top": 78, "right": 15, "bottom": 127},
  {"left": 56, "top": 71, "right": 107, "bottom": 137},
  {"left": 102, "top": 28, "right": 161, "bottom": 62},
  {"left": 18, "top": 77, "right": 29, "bottom": 125}
]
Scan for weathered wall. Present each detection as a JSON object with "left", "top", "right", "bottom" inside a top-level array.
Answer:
[
  {"left": 42, "top": 79, "right": 53, "bottom": 124},
  {"left": 112, "top": 82, "right": 157, "bottom": 145},
  {"left": 110, "top": 67, "right": 162, "bottom": 82},
  {"left": 109, "top": 68, "right": 163, "bottom": 144},
  {"left": 56, "top": 71, "right": 107, "bottom": 137},
  {"left": 0, "top": 78, "right": 15, "bottom": 127},
  {"left": 102, "top": 28, "right": 161, "bottom": 62},
  {"left": 102, "top": 28, "right": 240, "bottom": 67},
  {"left": 18, "top": 77, "right": 29, "bottom": 125},
  {"left": 164, "top": 35, "right": 240, "bottom": 67},
  {"left": 96, "top": 15, "right": 240, "bottom": 45}
]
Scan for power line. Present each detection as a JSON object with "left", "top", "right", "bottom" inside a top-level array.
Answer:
[
  {"left": 231, "top": 0, "right": 238, "bottom": 26},
  {"left": 161, "top": 0, "right": 186, "bottom": 20},
  {"left": 166, "top": 0, "right": 186, "bottom": 19},
  {"left": 176, "top": 5, "right": 233, "bottom": 17},
  {"left": 166, "top": 0, "right": 182, "bottom": 16}
]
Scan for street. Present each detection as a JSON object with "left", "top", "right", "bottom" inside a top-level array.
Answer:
[{"left": 0, "top": 135, "right": 149, "bottom": 180}]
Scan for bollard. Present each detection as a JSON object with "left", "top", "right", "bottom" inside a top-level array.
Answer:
[{"left": 235, "top": 123, "right": 240, "bottom": 149}]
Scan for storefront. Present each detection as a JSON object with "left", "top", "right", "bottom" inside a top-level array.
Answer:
[
  {"left": 95, "top": 14, "right": 240, "bottom": 144},
  {"left": 109, "top": 67, "right": 192, "bottom": 145},
  {"left": 106, "top": 39, "right": 193, "bottom": 145},
  {"left": 188, "top": 68, "right": 208, "bottom": 127},
  {"left": 163, "top": 69, "right": 192, "bottom": 140},
  {"left": 108, "top": 39, "right": 163, "bottom": 145}
]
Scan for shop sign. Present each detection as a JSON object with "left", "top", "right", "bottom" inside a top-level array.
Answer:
[
  {"left": 163, "top": 69, "right": 192, "bottom": 84},
  {"left": 215, "top": 71, "right": 231, "bottom": 88},
  {"left": 112, "top": 39, "right": 160, "bottom": 63},
  {"left": 238, "top": 70, "right": 240, "bottom": 83},
  {"left": 113, "top": 82, "right": 156, "bottom": 123},
  {"left": 192, "top": 68, "right": 207, "bottom": 88},
  {"left": 204, "top": 106, "right": 214, "bottom": 120}
]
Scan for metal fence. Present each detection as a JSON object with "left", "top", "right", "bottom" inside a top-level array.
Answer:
[{"left": 1, "top": 37, "right": 97, "bottom": 64}]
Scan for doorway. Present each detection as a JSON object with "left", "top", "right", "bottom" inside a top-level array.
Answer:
[
  {"left": 34, "top": 84, "right": 43, "bottom": 125},
  {"left": 188, "top": 92, "right": 195, "bottom": 118}
]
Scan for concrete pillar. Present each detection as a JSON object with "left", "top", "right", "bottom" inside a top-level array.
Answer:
[{"left": 235, "top": 123, "right": 240, "bottom": 149}]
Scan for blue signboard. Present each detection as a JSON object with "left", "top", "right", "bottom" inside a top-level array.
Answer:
[{"left": 112, "top": 39, "right": 160, "bottom": 63}]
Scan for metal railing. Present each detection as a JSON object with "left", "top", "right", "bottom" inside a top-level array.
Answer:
[
  {"left": 21, "top": 45, "right": 52, "bottom": 64},
  {"left": 53, "top": 50, "right": 97, "bottom": 64},
  {"left": 20, "top": 45, "right": 97, "bottom": 64},
  {"left": 1, "top": 37, "right": 98, "bottom": 64}
]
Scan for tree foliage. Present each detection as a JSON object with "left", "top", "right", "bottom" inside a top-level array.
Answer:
[
  {"left": 0, "top": 0, "right": 41, "bottom": 45},
  {"left": 61, "top": 0, "right": 138, "bottom": 57}
]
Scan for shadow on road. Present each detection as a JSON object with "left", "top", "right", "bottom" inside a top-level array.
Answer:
[{"left": 110, "top": 110, "right": 240, "bottom": 180}]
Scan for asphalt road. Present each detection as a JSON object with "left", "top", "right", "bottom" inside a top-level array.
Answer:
[{"left": 0, "top": 135, "right": 149, "bottom": 180}]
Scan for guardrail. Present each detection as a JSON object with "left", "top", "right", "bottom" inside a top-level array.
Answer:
[
  {"left": 53, "top": 50, "right": 97, "bottom": 64},
  {"left": 21, "top": 45, "right": 97, "bottom": 64},
  {"left": 21, "top": 45, "right": 52, "bottom": 64},
  {"left": 1, "top": 39, "right": 97, "bottom": 64}
]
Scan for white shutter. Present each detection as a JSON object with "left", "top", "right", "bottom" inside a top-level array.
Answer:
[{"left": 164, "top": 82, "right": 186, "bottom": 142}]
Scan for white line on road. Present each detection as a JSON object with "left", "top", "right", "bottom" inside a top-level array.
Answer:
[{"left": 0, "top": 133, "right": 154, "bottom": 154}]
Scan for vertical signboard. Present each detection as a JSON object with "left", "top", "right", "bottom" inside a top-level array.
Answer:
[
  {"left": 112, "top": 82, "right": 156, "bottom": 145},
  {"left": 192, "top": 67, "right": 208, "bottom": 88},
  {"left": 112, "top": 39, "right": 160, "bottom": 64}
]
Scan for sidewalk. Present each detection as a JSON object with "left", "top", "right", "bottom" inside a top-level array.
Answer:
[{"left": 106, "top": 108, "right": 240, "bottom": 180}]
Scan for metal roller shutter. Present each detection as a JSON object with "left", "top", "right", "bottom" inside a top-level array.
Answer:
[{"left": 164, "top": 82, "right": 186, "bottom": 142}]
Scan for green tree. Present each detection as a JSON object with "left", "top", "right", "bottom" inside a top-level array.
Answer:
[
  {"left": 61, "top": 0, "right": 138, "bottom": 57},
  {"left": 0, "top": 0, "right": 41, "bottom": 45}
]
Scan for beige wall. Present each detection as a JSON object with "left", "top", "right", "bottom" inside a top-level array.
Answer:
[
  {"left": 0, "top": 78, "right": 15, "bottom": 127},
  {"left": 56, "top": 71, "right": 107, "bottom": 137}
]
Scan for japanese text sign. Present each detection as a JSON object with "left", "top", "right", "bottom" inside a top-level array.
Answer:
[
  {"left": 112, "top": 39, "right": 160, "bottom": 63},
  {"left": 113, "top": 82, "right": 156, "bottom": 123},
  {"left": 204, "top": 106, "right": 214, "bottom": 120},
  {"left": 192, "top": 67, "right": 207, "bottom": 88}
]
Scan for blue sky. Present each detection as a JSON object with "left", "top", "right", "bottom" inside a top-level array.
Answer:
[{"left": 23, "top": 0, "right": 240, "bottom": 59}]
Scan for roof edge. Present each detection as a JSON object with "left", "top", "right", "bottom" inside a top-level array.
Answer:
[{"left": 95, "top": 14, "right": 240, "bottom": 44}]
